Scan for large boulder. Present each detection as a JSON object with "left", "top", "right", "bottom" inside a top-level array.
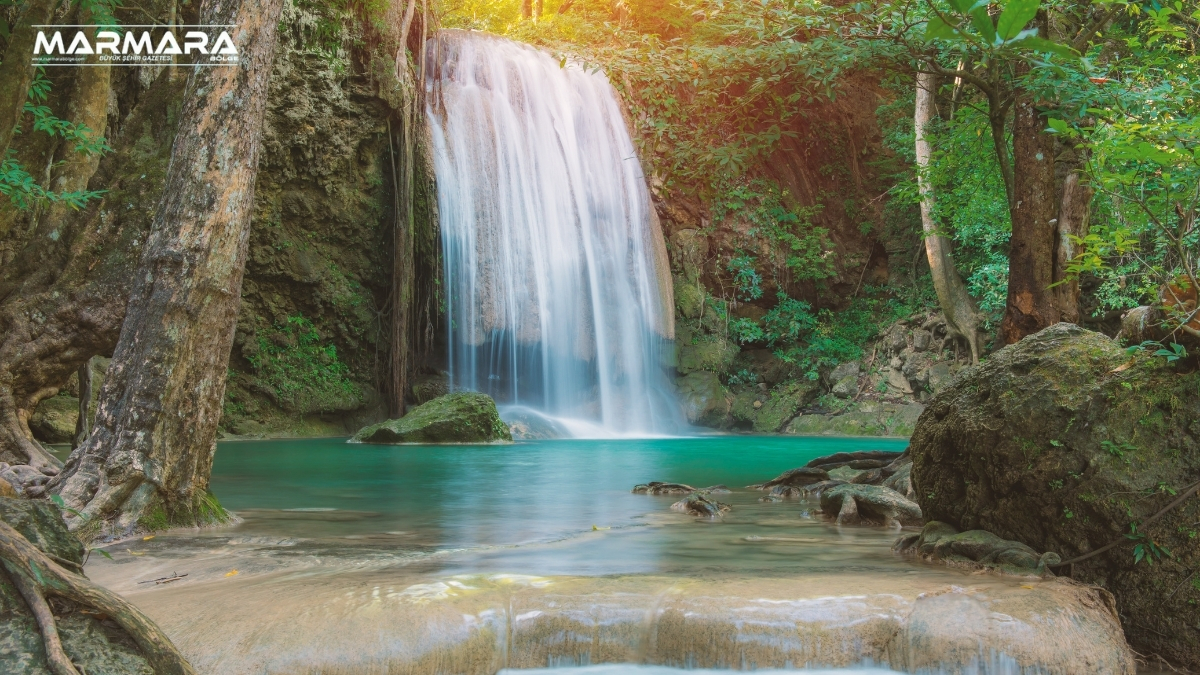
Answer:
[
  {"left": 909, "top": 323, "right": 1200, "bottom": 668},
  {"left": 351, "top": 392, "right": 512, "bottom": 444}
]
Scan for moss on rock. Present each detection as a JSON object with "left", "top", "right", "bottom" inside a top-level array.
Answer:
[
  {"left": 351, "top": 392, "right": 512, "bottom": 444},
  {"left": 909, "top": 323, "right": 1200, "bottom": 668}
]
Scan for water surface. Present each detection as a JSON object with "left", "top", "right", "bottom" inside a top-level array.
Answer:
[{"left": 205, "top": 435, "right": 910, "bottom": 577}]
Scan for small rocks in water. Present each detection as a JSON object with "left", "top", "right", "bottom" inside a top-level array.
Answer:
[
  {"left": 632, "top": 482, "right": 729, "bottom": 495},
  {"left": 820, "top": 484, "right": 922, "bottom": 527},
  {"left": 632, "top": 482, "right": 696, "bottom": 495},
  {"left": 746, "top": 466, "right": 829, "bottom": 490},
  {"left": 894, "top": 521, "right": 1061, "bottom": 577},
  {"left": 671, "top": 492, "right": 731, "bottom": 517}
]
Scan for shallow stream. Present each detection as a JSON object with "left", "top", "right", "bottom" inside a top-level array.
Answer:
[{"left": 83, "top": 436, "right": 1137, "bottom": 674}]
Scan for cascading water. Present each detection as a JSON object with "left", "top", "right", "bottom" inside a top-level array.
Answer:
[{"left": 425, "top": 30, "right": 684, "bottom": 436}]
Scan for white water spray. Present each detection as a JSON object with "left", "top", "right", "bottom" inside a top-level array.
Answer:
[{"left": 425, "top": 30, "right": 683, "bottom": 436}]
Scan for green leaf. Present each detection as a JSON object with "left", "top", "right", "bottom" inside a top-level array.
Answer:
[
  {"left": 50, "top": 494, "right": 65, "bottom": 507},
  {"left": 968, "top": 5, "right": 998, "bottom": 44},
  {"left": 996, "top": 0, "right": 1039, "bottom": 40},
  {"left": 95, "top": 549, "right": 113, "bottom": 561},
  {"left": 1010, "top": 35, "right": 1079, "bottom": 58},
  {"left": 924, "top": 16, "right": 962, "bottom": 41},
  {"left": 1046, "top": 118, "right": 1070, "bottom": 134}
]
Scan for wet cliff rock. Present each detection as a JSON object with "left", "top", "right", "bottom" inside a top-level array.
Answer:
[
  {"left": 351, "top": 392, "right": 512, "bottom": 444},
  {"left": 909, "top": 323, "right": 1200, "bottom": 668}
]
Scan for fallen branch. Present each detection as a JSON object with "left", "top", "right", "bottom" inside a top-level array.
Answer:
[
  {"left": 138, "top": 572, "right": 188, "bottom": 585},
  {"left": 0, "top": 521, "right": 196, "bottom": 675}
]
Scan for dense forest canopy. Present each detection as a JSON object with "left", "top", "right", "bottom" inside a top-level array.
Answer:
[{"left": 434, "top": 0, "right": 1199, "bottom": 360}]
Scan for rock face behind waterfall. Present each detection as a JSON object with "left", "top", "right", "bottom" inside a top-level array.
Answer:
[
  {"left": 351, "top": 393, "right": 512, "bottom": 444},
  {"left": 909, "top": 323, "right": 1200, "bottom": 668}
]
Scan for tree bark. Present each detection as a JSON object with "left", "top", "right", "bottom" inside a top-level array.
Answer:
[
  {"left": 72, "top": 358, "right": 92, "bottom": 450},
  {"left": 915, "top": 72, "right": 985, "bottom": 361},
  {"left": 521, "top": 0, "right": 532, "bottom": 18},
  {"left": 0, "top": 72, "right": 184, "bottom": 474},
  {"left": 50, "top": 0, "right": 285, "bottom": 537},
  {"left": 1001, "top": 90, "right": 1064, "bottom": 344},
  {"left": 0, "top": 0, "right": 58, "bottom": 161},
  {"left": 1051, "top": 170, "right": 1092, "bottom": 323}
]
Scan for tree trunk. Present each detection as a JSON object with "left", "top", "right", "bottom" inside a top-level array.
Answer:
[
  {"left": 72, "top": 358, "right": 91, "bottom": 450},
  {"left": 1051, "top": 170, "right": 1092, "bottom": 323},
  {"left": 521, "top": 0, "right": 532, "bottom": 18},
  {"left": 1001, "top": 90, "right": 1064, "bottom": 344},
  {"left": 915, "top": 72, "right": 985, "bottom": 362},
  {"left": 50, "top": 0, "right": 285, "bottom": 537},
  {"left": 0, "top": 72, "right": 184, "bottom": 474},
  {"left": 0, "top": 0, "right": 58, "bottom": 161}
]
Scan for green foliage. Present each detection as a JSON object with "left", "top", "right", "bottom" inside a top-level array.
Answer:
[
  {"left": 727, "top": 254, "right": 763, "bottom": 301},
  {"left": 715, "top": 178, "right": 833, "bottom": 282},
  {"left": 2, "top": 70, "right": 110, "bottom": 209},
  {"left": 1127, "top": 522, "right": 1173, "bottom": 565},
  {"left": 246, "top": 316, "right": 361, "bottom": 414}
]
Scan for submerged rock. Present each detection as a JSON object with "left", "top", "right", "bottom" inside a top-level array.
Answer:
[
  {"left": 820, "top": 484, "right": 922, "bottom": 527},
  {"left": 350, "top": 392, "right": 512, "bottom": 444},
  {"left": 894, "top": 521, "right": 1061, "bottom": 576},
  {"left": 670, "top": 492, "right": 731, "bottom": 517},
  {"left": 909, "top": 323, "right": 1200, "bottom": 667}
]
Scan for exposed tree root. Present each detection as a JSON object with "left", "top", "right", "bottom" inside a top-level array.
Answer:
[
  {"left": 4, "top": 565, "right": 80, "bottom": 675},
  {"left": 0, "top": 521, "right": 196, "bottom": 675}
]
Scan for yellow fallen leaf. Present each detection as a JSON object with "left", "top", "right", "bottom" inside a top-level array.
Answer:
[
  {"left": 126, "top": 549, "right": 145, "bottom": 556},
  {"left": 142, "top": 535, "right": 155, "bottom": 541},
  {"left": 592, "top": 525, "right": 610, "bottom": 531},
  {"left": 1110, "top": 361, "right": 1134, "bottom": 373},
  {"left": 1021, "top": 585, "right": 1035, "bottom": 589},
  {"left": 225, "top": 570, "right": 239, "bottom": 577}
]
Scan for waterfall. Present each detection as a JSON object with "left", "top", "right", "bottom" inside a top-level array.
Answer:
[{"left": 425, "top": 30, "right": 683, "bottom": 437}]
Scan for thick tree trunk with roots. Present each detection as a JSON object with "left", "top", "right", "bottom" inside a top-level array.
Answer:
[
  {"left": 0, "top": 27, "right": 116, "bottom": 473},
  {"left": 915, "top": 72, "right": 985, "bottom": 362},
  {"left": 50, "top": 0, "right": 285, "bottom": 537}
]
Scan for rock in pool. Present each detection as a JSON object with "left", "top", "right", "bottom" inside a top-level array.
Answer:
[
  {"left": 820, "top": 484, "right": 922, "bottom": 527},
  {"left": 671, "top": 492, "right": 731, "bottom": 517},
  {"left": 350, "top": 392, "right": 512, "bottom": 444},
  {"left": 634, "top": 482, "right": 731, "bottom": 495},
  {"left": 894, "top": 521, "right": 1061, "bottom": 577}
]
